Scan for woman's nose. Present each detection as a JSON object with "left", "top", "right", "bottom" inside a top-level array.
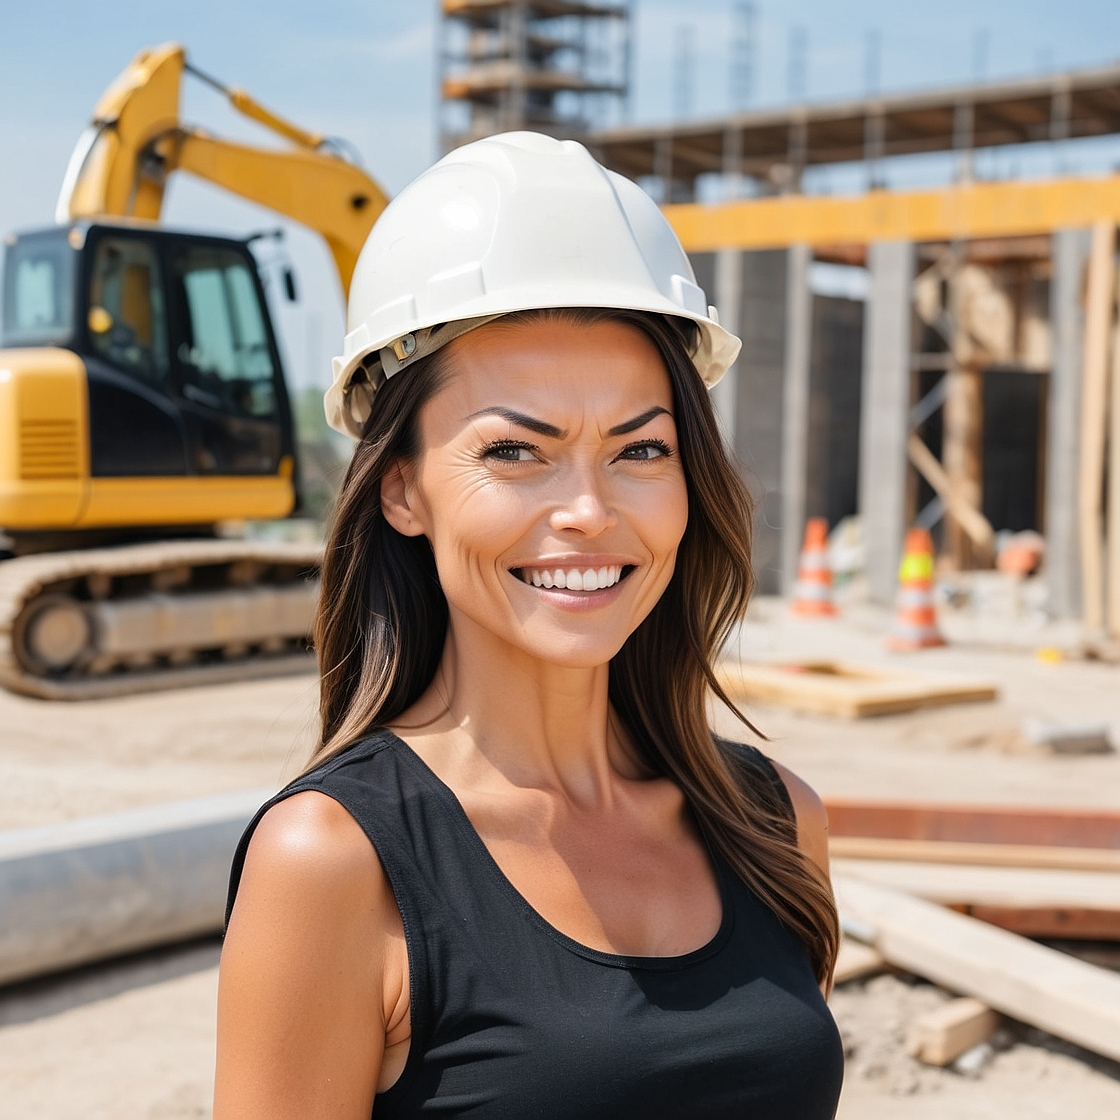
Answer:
[{"left": 548, "top": 471, "right": 616, "bottom": 537}]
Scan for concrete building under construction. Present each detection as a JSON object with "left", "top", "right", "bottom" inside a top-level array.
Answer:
[{"left": 438, "top": 0, "right": 631, "bottom": 152}]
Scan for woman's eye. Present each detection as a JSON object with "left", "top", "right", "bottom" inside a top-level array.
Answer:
[
  {"left": 618, "top": 440, "right": 671, "bottom": 461},
  {"left": 485, "top": 443, "right": 537, "bottom": 462}
]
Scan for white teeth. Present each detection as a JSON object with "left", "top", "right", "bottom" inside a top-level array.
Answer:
[{"left": 520, "top": 565, "right": 625, "bottom": 590}]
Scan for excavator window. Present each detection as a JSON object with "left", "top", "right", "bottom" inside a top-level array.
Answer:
[
  {"left": 0, "top": 229, "right": 76, "bottom": 348},
  {"left": 88, "top": 236, "right": 170, "bottom": 389},
  {"left": 171, "top": 244, "right": 278, "bottom": 420}
]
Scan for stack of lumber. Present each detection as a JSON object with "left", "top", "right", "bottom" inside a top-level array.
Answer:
[
  {"left": 827, "top": 799, "right": 1120, "bottom": 939},
  {"left": 828, "top": 799, "right": 1120, "bottom": 1066}
]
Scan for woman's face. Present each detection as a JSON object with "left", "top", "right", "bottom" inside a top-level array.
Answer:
[{"left": 382, "top": 317, "right": 689, "bottom": 669}]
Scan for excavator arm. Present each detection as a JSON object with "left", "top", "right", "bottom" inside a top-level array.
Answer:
[{"left": 56, "top": 42, "right": 388, "bottom": 296}]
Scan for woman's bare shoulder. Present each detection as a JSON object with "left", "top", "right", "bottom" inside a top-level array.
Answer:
[
  {"left": 768, "top": 760, "right": 830, "bottom": 877},
  {"left": 229, "top": 789, "right": 402, "bottom": 964},
  {"left": 243, "top": 790, "right": 377, "bottom": 883}
]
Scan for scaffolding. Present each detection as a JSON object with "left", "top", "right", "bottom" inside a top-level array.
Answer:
[{"left": 438, "top": 0, "right": 631, "bottom": 153}]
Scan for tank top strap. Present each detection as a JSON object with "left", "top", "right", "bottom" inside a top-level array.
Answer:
[{"left": 715, "top": 737, "right": 797, "bottom": 826}]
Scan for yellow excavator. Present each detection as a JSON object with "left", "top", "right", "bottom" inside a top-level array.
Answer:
[{"left": 0, "top": 43, "right": 389, "bottom": 699}]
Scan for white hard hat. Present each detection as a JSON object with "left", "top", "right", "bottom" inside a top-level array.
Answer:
[{"left": 325, "top": 131, "right": 741, "bottom": 438}]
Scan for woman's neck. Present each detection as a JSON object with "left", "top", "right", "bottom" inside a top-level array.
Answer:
[{"left": 397, "top": 612, "right": 641, "bottom": 806}]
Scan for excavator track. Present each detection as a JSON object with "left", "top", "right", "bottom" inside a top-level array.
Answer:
[{"left": 0, "top": 539, "right": 322, "bottom": 701}]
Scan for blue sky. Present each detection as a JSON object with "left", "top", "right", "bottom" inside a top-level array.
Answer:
[{"left": 2, "top": 1, "right": 1120, "bottom": 390}]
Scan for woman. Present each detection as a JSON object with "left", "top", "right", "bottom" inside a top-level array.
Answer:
[{"left": 216, "top": 133, "right": 844, "bottom": 1119}]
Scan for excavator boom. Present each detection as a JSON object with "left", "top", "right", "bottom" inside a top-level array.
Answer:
[{"left": 57, "top": 42, "right": 388, "bottom": 296}]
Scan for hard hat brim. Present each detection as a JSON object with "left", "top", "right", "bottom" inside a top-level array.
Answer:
[{"left": 326, "top": 297, "right": 740, "bottom": 440}]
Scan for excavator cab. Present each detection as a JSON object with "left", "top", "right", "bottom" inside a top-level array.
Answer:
[{"left": 0, "top": 222, "right": 298, "bottom": 540}]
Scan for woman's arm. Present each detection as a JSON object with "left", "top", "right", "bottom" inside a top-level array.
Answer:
[
  {"left": 214, "top": 791, "right": 409, "bottom": 1119},
  {"left": 769, "top": 761, "right": 830, "bottom": 878}
]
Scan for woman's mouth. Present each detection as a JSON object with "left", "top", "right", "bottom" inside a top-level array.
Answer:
[{"left": 512, "top": 565, "right": 631, "bottom": 591}]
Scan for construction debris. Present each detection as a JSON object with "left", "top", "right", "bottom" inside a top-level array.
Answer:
[
  {"left": 834, "top": 875, "right": 1120, "bottom": 1064},
  {"left": 905, "top": 996, "right": 1001, "bottom": 1067},
  {"left": 1021, "top": 718, "right": 1114, "bottom": 755}
]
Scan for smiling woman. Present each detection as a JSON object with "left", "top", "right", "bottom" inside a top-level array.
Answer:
[{"left": 215, "top": 134, "right": 843, "bottom": 1120}]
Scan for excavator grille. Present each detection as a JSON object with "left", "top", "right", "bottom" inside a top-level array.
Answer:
[{"left": 19, "top": 419, "right": 80, "bottom": 480}]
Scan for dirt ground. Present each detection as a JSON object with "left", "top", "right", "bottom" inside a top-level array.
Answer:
[
  {"left": 2, "top": 592, "right": 1119, "bottom": 1116},
  {"left": 0, "top": 670, "right": 319, "bottom": 830}
]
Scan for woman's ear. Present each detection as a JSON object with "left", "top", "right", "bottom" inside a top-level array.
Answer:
[{"left": 381, "top": 461, "right": 427, "bottom": 537}]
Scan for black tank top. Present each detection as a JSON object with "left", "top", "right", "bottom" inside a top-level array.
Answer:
[{"left": 226, "top": 730, "right": 844, "bottom": 1118}]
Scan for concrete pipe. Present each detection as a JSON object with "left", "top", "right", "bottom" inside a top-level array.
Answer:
[{"left": 0, "top": 788, "right": 271, "bottom": 986}]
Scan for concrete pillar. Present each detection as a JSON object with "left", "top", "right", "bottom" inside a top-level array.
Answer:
[
  {"left": 859, "top": 240, "right": 915, "bottom": 604},
  {"left": 1046, "top": 228, "right": 1091, "bottom": 619},
  {"left": 780, "top": 243, "right": 813, "bottom": 592},
  {"left": 712, "top": 247, "right": 743, "bottom": 448},
  {"left": 734, "top": 250, "right": 789, "bottom": 594}
]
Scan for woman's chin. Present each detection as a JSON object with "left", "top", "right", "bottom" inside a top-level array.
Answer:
[{"left": 498, "top": 628, "right": 629, "bottom": 671}]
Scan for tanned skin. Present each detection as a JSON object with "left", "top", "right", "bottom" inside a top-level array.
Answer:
[{"left": 215, "top": 320, "right": 830, "bottom": 1119}]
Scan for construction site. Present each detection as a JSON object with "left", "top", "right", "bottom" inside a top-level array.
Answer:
[{"left": 2, "top": 2, "right": 1120, "bottom": 1117}]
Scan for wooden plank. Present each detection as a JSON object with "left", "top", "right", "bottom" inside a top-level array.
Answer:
[
  {"left": 715, "top": 660, "right": 997, "bottom": 719},
  {"left": 965, "top": 905, "right": 1120, "bottom": 940},
  {"left": 906, "top": 997, "right": 1000, "bottom": 1066},
  {"left": 833, "top": 858, "right": 1120, "bottom": 912},
  {"left": 832, "top": 937, "right": 887, "bottom": 985},
  {"left": 823, "top": 799, "right": 1120, "bottom": 849},
  {"left": 941, "top": 359, "right": 987, "bottom": 568},
  {"left": 834, "top": 875, "right": 1120, "bottom": 1063},
  {"left": 1079, "top": 220, "right": 1116, "bottom": 632},
  {"left": 829, "top": 836, "right": 1120, "bottom": 873},
  {"left": 906, "top": 433, "right": 995, "bottom": 549}
]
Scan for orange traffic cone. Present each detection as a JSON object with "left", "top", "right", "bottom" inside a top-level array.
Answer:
[
  {"left": 790, "top": 518, "right": 839, "bottom": 617},
  {"left": 887, "top": 528, "right": 946, "bottom": 650}
]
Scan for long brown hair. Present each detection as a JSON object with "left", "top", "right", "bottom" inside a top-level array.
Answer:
[{"left": 311, "top": 308, "right": 839, "bottom": 984}]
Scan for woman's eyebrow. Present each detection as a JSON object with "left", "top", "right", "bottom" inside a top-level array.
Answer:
[
  {"left": 464, "top": 404, "right": 670, "bottom": 438},
  {"left": 465, "top": 406, "right": 565, "bottom": 437},
  {"left": 608, "top": 406, "right": 671, "bottom": 436}
]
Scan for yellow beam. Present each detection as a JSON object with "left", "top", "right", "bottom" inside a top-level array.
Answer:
[{"left": 664, "top": 174, "right": 1120, "bottom": 251}]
